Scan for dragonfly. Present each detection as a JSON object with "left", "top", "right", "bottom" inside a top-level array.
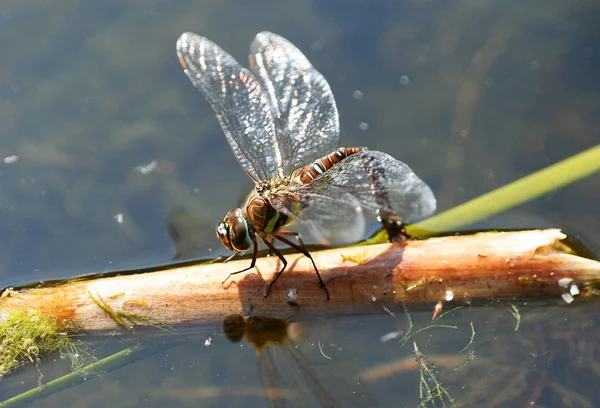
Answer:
[{"left": 176, "top": 31, "right": 436, "bottom": 300}]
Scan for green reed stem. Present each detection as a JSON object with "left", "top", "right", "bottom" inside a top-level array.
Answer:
[
  {"left": 407, "top": 144, "right": 600, "bottom": 237},
  {"left": 0, "top": 342, "right": 175, "bottom": 408}
]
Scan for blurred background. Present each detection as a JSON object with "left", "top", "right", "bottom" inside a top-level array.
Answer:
[{"left": 0, "top": 0, "right": 598, "bottom": 406}]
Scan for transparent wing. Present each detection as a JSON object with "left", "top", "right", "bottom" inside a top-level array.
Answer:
[
  {"left": 249, "top": 32, "right": 340, "bottom": 173},
  {"left": 257, "top": 330, "right": 378, "bottom": 407},
  {"left": 177, "top": 32, "right": 284, "bottom": 182},
  {"left": 271, "top": 151, "right": 436, "bottom": 242},
  {"left": 288, "top": 191, "right": 367, "bottom": 245}
]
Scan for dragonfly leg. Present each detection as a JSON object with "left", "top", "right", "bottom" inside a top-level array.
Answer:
[
  {"left": 261, "top": 237, "right": 288, "bottom": 298},
  {"left": 276, "top": 229, "right": 305, "bottom": 245},
  {"left": 264, "top": 237, "right": 275, "bottom": 257},
  {"left": 222, "top": 234, "right": 259, "bottom": 284},
  {"left": 274, "top": 233, "right": 330, "bottom": 301}
]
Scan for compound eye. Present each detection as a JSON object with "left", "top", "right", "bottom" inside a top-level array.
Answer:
[
  {"left": 229, "top": 217, "right": 252, "bottom": 252},
  {"left": 215, "top": 222, "right": 234, "bottom": 251},
  {"left": 216, "top": 223, "right": 228, "bottom": 237}
]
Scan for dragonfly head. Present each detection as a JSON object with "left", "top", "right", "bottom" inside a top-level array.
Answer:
[{"left": 216, "top": 208, "right": 253, "bottom": 252}]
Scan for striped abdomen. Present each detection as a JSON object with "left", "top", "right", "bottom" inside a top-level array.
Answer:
[{"left": 292, "top": 147, "right": 366, "bottom": 184}]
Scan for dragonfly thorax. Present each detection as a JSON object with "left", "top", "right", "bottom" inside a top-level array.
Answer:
[
  {"left": 244, "top": 189, "right": 292, "bottom": 236},
  {"left": 254, "top": 180, "right": 271, "bottom": 194},
  {"left": 216, "top": 208, "right": 253, "bottom": 252}
]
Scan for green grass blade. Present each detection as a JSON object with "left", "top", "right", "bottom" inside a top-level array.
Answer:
[
  {"left": 406, "top": 144, "right": 600, "bottom": 237},
  {"left": 0, "top": 342, "right": 176, "bottom": 408}
]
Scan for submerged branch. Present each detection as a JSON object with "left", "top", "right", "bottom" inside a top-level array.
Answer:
[{"left": 1, "top": 229, "right": 598, "bottom": 333}]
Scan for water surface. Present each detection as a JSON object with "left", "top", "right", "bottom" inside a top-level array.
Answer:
[{"left": 0, "top": 0, "right": 598, "bottom": 406}]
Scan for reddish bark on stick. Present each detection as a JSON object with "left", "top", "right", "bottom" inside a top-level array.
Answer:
[{"left": 1, "top": 229, "right": 598, "bottom": 332}]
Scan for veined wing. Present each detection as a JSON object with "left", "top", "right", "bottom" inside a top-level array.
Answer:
[
  {"left": 258, "top": 342, "right": 378, "bottom": 407},
  {"left": 249, "top": 32, "right": 340, "bottom": 173},
  {"left": 271, "top": 151, "right": 436, "bottom": 241},
  {"left": 177, "top": 32, "right": 284, "bottom": 182}
]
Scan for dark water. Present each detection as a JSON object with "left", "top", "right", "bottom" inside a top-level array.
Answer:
[{"left": 1, "top": 0, "right": 599, "bottom": 406}]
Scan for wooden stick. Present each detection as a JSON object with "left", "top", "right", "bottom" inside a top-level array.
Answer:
[{"left": 1, "top": 229, "right": 598, "bottom": 332}]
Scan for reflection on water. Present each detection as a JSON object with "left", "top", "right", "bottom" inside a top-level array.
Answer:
[
  {"left": 0, "top": 301, "right": 599, "bottom": 406},
  {"left": 0, "top": 0, "right": 599, "bottom": 406},
  {"left": 222, "top": 314, "right": 379, "bottom": 407}
]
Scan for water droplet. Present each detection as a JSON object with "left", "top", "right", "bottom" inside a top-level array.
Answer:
[
  {"left": 561, "top": 292, "right": 574, "bottom": 304},
  {"left": 530, "top": 60, "right": 540, "bottom": 71},
  {"left": 3, "top": 155, "right": 18, "bottom": 164},
  {"left": 569, "top": 284, "right": 580, "bottom": 296},
  {"left": 558, "top": 277, "right": 573, "bottom": 288}
]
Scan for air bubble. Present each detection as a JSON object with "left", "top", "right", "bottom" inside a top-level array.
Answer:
[
  {"left": 569, "top": 284, "right": 580, "bottom": 296},
  {"left": 529, "top": 60, "right": 540, "bottom": 71},
  {"left": 558, "top": 277, "right": 573, "bottom": 288},
  {"left": 561, "top": 293, "right": 574, "bottom": 304}
]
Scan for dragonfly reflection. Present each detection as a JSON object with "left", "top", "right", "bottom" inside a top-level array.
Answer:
[
  {"left": 223, "top": 314, "right": 377, "bottom": 407},
  {"left": 176, "top": 32, "right": 436, "bottom": 299}
]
